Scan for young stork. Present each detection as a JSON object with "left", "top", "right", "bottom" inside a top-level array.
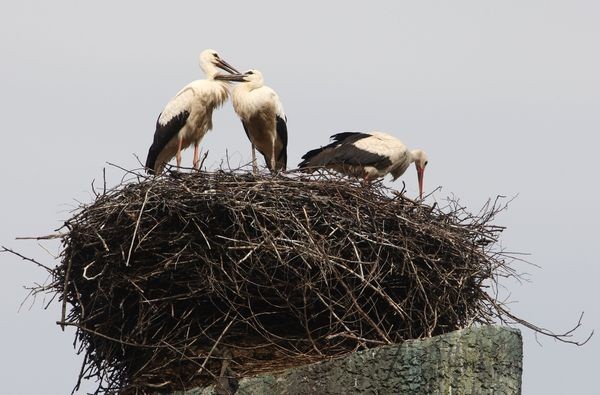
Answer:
[
  {"left": 298, "top": 131, "right": 429, "bottom": 198},
  {"left": 145, "top": 49, "right": 239, "bottom": 174},
  {"left": 214, "top": 69, "right": 288, "bottom": 174}
]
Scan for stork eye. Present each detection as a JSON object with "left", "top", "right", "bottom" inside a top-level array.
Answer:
[
  {"left": 213, "top": 53, "right": 219, "bottom": 58},
  {"left": 424, "top": 161, "right": 428, "bottom": 166},
  {"left": 246, "top": 71, "right": 254, "bottom": 75}
]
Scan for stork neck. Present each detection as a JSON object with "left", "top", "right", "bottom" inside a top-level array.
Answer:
[
  {"left": 246, "top": 76, "right": 264, "bottom": 90},
  {"left": 410, "top": 149, "right": 424, "bottom": 163},
  {"left": 252, "top": 84, "right": 263, "bottom": 92},
  {"left": 232, "top": 82, "right": 257, "bottom": 96},
  {"left": 202, "top": 62, "right": 219, "bottom": 79}
]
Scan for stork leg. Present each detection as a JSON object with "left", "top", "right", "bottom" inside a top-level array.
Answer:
[
  {"left": 193, "top": 142, "right": 200, "bottom": 170},
  {"left": 270, "top": 136, "right": 277, "bottom": 173},
  {"left": 251, "top": 144, "right": 258, "bottom": 175},
  {"left": 176, "top": 136, "right": 183, "bottom": 168}
]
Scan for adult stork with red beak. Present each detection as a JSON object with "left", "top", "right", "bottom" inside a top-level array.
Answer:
[
  {"left": 145, "top": 49, "right": 240, "bottom": 174},
  {"left": 298, "top": 131, "right": 428, "bottom": 198}
]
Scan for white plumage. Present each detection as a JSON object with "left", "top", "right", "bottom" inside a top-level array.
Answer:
[
  {"left": 299, "top": 131, "right": 428, "bottom": 198},
  {"left": 145, "top": 49, "right": 239, "bottom": 174},
  {"left": 215, "top": 69, "right": 288, "bottom": 173}
]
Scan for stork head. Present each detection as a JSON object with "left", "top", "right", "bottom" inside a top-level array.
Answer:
[
  {"left": 199, "top": 49, "right": 240, "bottom": 78},
  {"left": 411, "top": 149, "right": 428, "bottom": 199},
  {"left": 214, "top": 69, "right": 264, "bottom": 89}
]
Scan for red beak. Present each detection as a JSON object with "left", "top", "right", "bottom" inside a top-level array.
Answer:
[{"left": 416, "top": 166, "right": 425, "bottom": 199}]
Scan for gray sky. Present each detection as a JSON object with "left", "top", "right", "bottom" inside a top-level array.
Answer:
[{"left": 1, "top": 1, "right": 598, "bottom": 393}]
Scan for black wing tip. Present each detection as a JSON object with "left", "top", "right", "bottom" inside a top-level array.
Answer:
[
  {"left": 277, "top": 147, "right": 288, "bottom": 172},
  {"left": 145, "top": 146, "right": 159, "bottom": 175},
  {"left": 276, "top": 116, "right": 289, "bottom": 154},
  {"left": 298, "top": 147, "right": 327, "bottom": 170},
  {"left": 297, "top": 156, "right": 306, "bottom": 167},
  {"left": 299, "top": 133, "right": 346, "bottom": 165},
  {"left": 299, "top": 146, "right": 324, "bottom": 162},
  {"left": 330, "top": 132, "right": 370, "bottom": 142},
  {"left": 297, "top": 160, "right": 310, "bottom": 169},
  {"left": 298, "top": 136, "right": 340, "bottom": 168}
]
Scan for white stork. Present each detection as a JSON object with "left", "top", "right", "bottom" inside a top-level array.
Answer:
[
  {"left": 298, "top": 131, "right": 428, "bottom": 198},
  {"left": 145, "top": 49, "right": 240, "bottom": 174},
  {"left": 214, "top": 69, "right": 288, "bottom": 174}
]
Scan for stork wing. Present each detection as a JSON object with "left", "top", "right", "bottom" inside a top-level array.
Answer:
[
  {"left": 241, "top": 120, "right": 252, "bottom": 142},
  {"left": 145, "top": 110, "right": 190, "bottom": 173},
  {"left": 275, "top": 115, "right": 288, "bottom": 169},
  {"left": 334, "top": 132, "right": 405, "bottom": 169},
  {"left": 300, "top": 132, "right": 390, "bottom": 168},
  {"left": 327, "top": 145, "right": 392, "bottom": 169},
  {"left": 330, "top": 132, "right": 371, "bottom": 145}
]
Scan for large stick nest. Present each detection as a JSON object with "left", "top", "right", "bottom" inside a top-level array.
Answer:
[{"left": 52, "top": 169, "right": 519, "bottom": 393}]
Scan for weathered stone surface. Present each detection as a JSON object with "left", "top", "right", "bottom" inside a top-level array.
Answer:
[{"left": 172, "top": 325, "right": 522, "bottom": 395}]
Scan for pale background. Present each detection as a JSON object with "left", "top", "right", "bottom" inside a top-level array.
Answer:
[{"left": 1, "top": 1, "right": 598, "bottom": 393}]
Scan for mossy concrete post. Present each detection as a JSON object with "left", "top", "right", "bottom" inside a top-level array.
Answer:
[{"left": 174, "top": 325, "right": 522, "bottom": 395}]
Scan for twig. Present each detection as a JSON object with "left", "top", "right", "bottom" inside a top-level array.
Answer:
[
  {"left": 198, "top": 319, "right": 234, "bottom": 374},
  {"left": 15, "top": 233, "right": 64, "bottom": 240},
  {"left": 60, "top": 257, "right": 73, "bottom": 331},
  {"left": 1, "top": 246, "right": 52, "bottom": 272},
  {"left": 125, "top": 187, "right": 151, "bottom": 266},
  {"left": 198, "top": 150, "right": 209, "bottom": 172}
]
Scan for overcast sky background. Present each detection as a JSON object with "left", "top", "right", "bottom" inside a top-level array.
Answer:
[{"left": 1, "top": 1, "right": 598, "bottom": 394}]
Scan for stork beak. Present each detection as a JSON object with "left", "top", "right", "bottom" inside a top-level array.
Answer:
[
  {"left": 416, "top": 166, "right": 425, "bottom": 200},
  {"left": 214, "top": 73, "right": 247, "bottom": 82},
  {"left": 215, "top": 58, "right": 240, "bottom": 74}
]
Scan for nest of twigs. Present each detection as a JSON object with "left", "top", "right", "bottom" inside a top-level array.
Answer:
[{"left": 33, "top": 168, "right": 573, "bottom": 393}]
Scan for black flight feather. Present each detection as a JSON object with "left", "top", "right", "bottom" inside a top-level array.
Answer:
[
  {"left": 275, "top": 115, "right": 288, "bottom": 170},
  {"left": 298, "top": 132, "right": 391, "bottom": 170},
  {"left": 145, "top": 110, "right": 190, "bottom": 174}
]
